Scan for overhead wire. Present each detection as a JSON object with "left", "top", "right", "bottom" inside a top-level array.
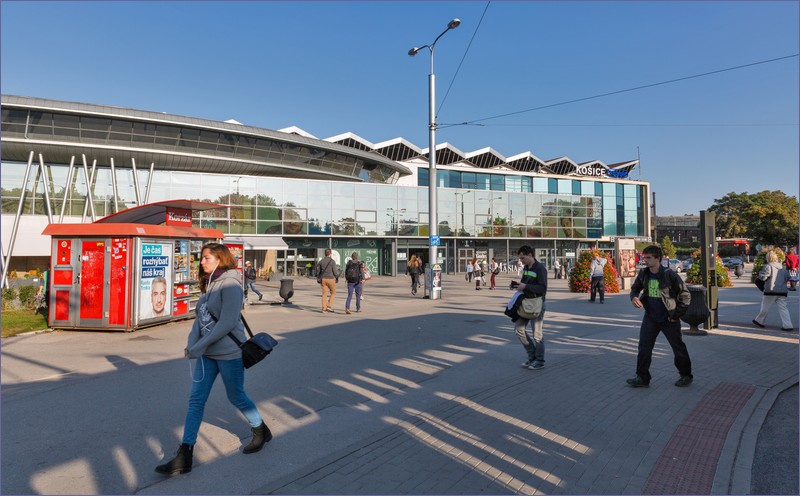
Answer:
[
  {"left": 439, "top": 53, "right": 799, "bottom": 129},
  {"left": 437, "top": 1, "right": 491, "bottom": 119}
]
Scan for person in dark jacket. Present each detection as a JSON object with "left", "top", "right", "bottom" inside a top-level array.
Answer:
[
  {"left": 510, "top": 245, "right": 548, "bottom": 370},
  {"left": 627, "top": 245, "right": 693, "bottom": 388},
  {"left": 155, "top": 243, "right": 271, "bottom": 476}
]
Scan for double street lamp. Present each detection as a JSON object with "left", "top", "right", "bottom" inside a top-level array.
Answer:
[{"left": 409, "top": 18, "right": 461, "bottom": 269}]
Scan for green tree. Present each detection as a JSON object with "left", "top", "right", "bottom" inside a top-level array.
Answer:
[
  {"left": 746, "top": 191, "right": 799, "bottom": 246},
  {"left": 708, "top": 191, "right": 798, "bottom": 246},
  {"left": 661, "top": 235, "right": 677, "bottom": 259},
  {"left": 708, "top": 192, "right": 752, "bottom": 239}
]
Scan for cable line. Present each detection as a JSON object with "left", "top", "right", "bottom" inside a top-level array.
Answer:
[
  {"left": 439, "top": 54, "right": 799, "bottom": 129},
  {"left": 437, "top": 1, "right": 491, "bottom": 118}
]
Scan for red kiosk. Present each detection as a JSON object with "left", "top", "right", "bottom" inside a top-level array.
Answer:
[{"left": 43, "top": 200, "right": 227, "bottom": 331}]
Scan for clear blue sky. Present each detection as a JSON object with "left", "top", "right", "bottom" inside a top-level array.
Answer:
[{"left": 2, "top": 1, "right": 797, "bottom": 216}]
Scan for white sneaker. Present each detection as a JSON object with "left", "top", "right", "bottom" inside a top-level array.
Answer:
[{"left": 521, "top": 360, "right": 533, "bottom": 368}]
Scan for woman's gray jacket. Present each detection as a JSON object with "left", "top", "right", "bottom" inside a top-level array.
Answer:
[
  {"left": 186, "top": 269, "right": 246, "bottom": 360},
  {"left": 758, "top": 262, "right": 789, "bottom": 296}
]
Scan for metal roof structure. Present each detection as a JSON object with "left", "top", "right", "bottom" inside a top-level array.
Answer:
[{"left": 1, "top": 95, "right": 639, "bottom": 181}]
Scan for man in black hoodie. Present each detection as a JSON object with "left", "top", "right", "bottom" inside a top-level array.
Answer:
[
  {"left": 511, "top": 245, "right": 548, "bottom": 370},
  {"left": 627, "top": 245, "right": 692, "bottom": 388}
]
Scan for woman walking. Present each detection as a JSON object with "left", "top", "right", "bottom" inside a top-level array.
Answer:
[
  {"left": 155, "top": 243, "right": 271, "bottom": 476},
  {"left": 752, "top": 250, "right": 794, "bottom": 331},
  {"left": 406, "top": 255, "right": 422, "bottom": 295}
]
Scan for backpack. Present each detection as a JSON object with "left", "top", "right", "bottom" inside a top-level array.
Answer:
[{"left": 345, "top": 261, "right": 361, "bottom": 283}]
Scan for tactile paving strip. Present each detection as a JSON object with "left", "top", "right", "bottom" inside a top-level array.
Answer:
[{"left": 642, "top": 382, "right": 756, "bottom": 494}]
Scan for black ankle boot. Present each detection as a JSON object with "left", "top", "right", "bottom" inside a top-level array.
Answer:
[
  {"left": 243, "top": 422, "right": 272, "bottom": 454},
  {"left": 155, "top": 443, "right": 193, "bottom": 475}
]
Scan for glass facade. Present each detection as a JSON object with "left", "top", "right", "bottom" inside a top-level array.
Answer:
[{"left": 1, "top": 161, "right": 646, "bottom": 239}]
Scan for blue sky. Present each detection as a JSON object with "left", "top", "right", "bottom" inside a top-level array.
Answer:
[{"left": 2, "top": 1, "right": 797, "bottom": 216}]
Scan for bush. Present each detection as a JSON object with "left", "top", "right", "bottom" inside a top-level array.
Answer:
[
  {"left": 568, "top": 250, "right": 621, "bottom": 293},
  {"left": 685, "top": 249, "right": 733, "bottom": 287},
  {"left": 2, "top": 287, "right": 18, "bottom": 310},
  {"left": 18, "top": 285, "right": 38, "bottom": 310},
  {"left": 751, "top": 247, "right": 785, "bottom": 283}
]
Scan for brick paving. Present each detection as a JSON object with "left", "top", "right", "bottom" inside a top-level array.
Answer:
[
  {"left": 254, "top": 276, "right": 797, "bottom": 495},
  {"left": 642, "top": 382, "right": 756, "bottom": 494}
]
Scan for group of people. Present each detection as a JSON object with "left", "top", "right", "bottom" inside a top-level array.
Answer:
[
  {"left": 505, "top": 244, "right": 694, "bottom": 388},
  {"left": 156, "top": 241, "right": 795, "bottom": 478},
  {"left": 552, "top": 259, "right": 570, "bottom": 279},
  {"left": 465, "top": 258, "right": 501, "bottom": 290},
  {"left": 316, "top": 249, "right": 371, "bottom": 314}
]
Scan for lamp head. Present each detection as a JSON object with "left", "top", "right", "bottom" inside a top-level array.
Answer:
[
  {"left": 448, "top": 18, "right": 461, "bottom": 29},
  {"left": 408, "top": 47, "right": 420, "bottom": 56}
]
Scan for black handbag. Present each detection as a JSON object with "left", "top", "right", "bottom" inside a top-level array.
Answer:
[{"left": 228, "top": 316, "right": 278, "bottom": 368}]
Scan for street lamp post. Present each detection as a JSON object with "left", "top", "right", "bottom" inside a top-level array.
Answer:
[{"left": 409, "top": 18, "right": 460, "bottom": 269}]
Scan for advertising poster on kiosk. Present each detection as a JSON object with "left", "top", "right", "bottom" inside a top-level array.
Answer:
[{"left": 138, "top": 241, "right": 173, "bottom": 321}]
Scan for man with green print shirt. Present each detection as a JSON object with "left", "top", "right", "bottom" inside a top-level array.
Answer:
[
  {"left": 628, "top": 245, "right": 693, "bottom": 388},
  {"left": 511, "top": 245, "right": 548, "bottom": 370}
]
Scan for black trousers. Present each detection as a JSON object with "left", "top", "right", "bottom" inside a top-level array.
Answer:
[
  {"left": 636, "top": 315, "right": 692, "bottom": 383},
  {"left": 590, "top": 276, "right": 605, "bottom": 302}
]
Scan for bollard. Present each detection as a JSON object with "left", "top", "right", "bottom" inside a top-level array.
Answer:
[{"left": 681, "top": 284, "right": 709, "bottom": 335}]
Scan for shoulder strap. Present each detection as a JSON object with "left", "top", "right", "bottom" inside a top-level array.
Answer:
[{"left": 227, "top": 315, "right": 255, "bottom": 347}]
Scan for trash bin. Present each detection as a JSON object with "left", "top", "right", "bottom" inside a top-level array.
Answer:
[
  {"left": 681, "top": 284, "right": 709, "bottom": 336},
  {"left": 279, "top": 278, "right": 294, "bottom": 304}
]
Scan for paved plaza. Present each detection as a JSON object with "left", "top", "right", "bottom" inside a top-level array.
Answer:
[{"left": 2, "top": 268, "right": 797, "bottom": 495}]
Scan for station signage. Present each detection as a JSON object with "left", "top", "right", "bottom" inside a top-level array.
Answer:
[{"left": 574, "top": 164, "right": 607, "bottom": 177}]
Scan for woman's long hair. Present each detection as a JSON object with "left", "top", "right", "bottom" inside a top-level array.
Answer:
[{"left": 198, "top": 242, "right": 238, "bottom": 293}]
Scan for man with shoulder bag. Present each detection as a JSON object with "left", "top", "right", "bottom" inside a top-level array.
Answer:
[
  {"left": 509, "top": 245, "right": 548, "bottom": 370},
  {"left": 315, "top": 249, "right": 338, "bottom": 313},
  {"left": 627, "top": 245, "right": 693, "bottom": 388}
]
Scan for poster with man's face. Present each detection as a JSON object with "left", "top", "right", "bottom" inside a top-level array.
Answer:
[{"left": 138, "top": 241, "right": 173, "bottom": 321}]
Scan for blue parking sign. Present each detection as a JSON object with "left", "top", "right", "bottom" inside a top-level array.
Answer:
[{"left": 430, "top": 235, "right": 440, "bottom": 246}]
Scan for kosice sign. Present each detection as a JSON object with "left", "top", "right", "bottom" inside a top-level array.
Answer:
[{"left": 574, "top": 164, "right": 607, "bottom": 177}]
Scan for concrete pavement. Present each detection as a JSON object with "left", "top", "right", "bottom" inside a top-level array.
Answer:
[{"left": 1, "top": 267, "right": 797, "bottom": 495}]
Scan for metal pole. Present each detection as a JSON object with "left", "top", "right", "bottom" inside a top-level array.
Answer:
[
  {"left": 59, "top": 156, "right": 76, "bottom": 223},
  {"left": 131, "top": 158, "right": 142, "bottom": 205},
  {"left": 110, "top": 157, "right": 119, "bottom": 213},
  {"left": 2, "top": 151, "right": 35, "bottom": 288},
  {"left": 145, "top": 162, "right": 155, "bottom": 204},
  {"left": 428, "top": 63, "right": 438, "bottom": 269},
  {"left": 37, "top": 154, "right": 54, "bottom": 223}
]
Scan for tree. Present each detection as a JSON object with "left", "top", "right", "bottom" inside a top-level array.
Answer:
[
  {"left": 708, "top": 191, "right": 798, "bottom": 246},
  {"left": 661, "top": 235, "right": 677, "bottom": 259},
  {"left": 746, "top": 191, "right": 799, "bottom": 247}
]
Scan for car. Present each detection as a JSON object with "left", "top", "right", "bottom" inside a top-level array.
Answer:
[
  {"left": 668, "top": 259, "right": 682, "bottom": 272},
  {"left": 682, "top": 259, "right": 694, "bottom": 271},
  {"left": 723, "top": 257, "right": 744, "bottom": 269}
]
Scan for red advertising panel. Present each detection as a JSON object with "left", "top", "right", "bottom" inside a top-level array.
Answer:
[
  {"left": 108, "top": 238, "right": 130, "bottom": 326},
  {"left": 57, "top": 239, "right": 72, "bottom": 265},
  {"left": 79, "top": 241, "right": 105, "bottom": 320},
  {"left": 53, "top": 270, "right": 73, "bottom": 285},
  {"left": 55, "top": 290, "right": 70, "bottom": 321}
]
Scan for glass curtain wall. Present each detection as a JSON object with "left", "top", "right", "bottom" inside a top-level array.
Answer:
[{"left": 1, "top": 161, "right": 645, "bottom": 238}]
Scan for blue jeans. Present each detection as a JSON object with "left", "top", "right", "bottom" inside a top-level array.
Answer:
[
  {"left": 182, "top": 356, "right": 262, "bottom": 445},
  {"left": 515, "top": 305, "right": 546, "bottom": 363},
  {"left": 346, "top": 282, "right": 362, "bottom": 311},
  {"left": 245, "top": 281, "right": 262, "bottom": 298}
]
